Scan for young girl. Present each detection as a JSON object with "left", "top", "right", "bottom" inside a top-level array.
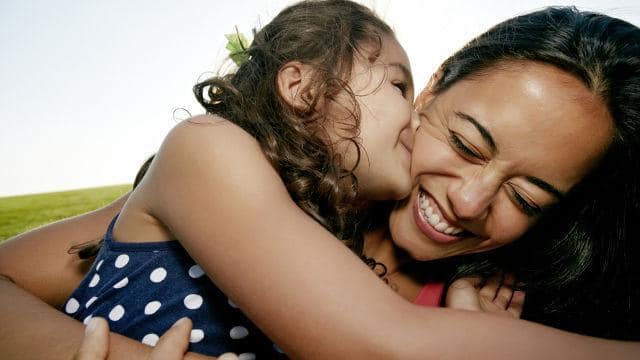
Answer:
[{"left": 62, "top": 0, "right": 421, "bottom": 357}]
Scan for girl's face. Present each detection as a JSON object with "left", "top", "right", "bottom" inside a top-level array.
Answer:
[
  {"left": 328, "top": 36, "right": 419, "bottom": 201},
  {"left": 389, "top": 61, "right": 614, "bottom": 261}
]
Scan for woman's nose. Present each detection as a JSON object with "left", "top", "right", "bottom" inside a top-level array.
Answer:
[{"left": 448, "top": 172, "right": 500, "bottom": 220}]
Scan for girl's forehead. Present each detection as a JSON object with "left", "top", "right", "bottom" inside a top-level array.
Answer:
[{"left": 372, "top": 35, "right": 411, "bottom": 68}]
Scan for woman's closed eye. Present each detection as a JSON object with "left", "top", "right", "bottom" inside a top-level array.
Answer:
[
  {"left": 449, "top": 132, "right": 484, "bottom": 160},
  {"left": 508, "top": 184, "right": 542, "bottom": 217}
]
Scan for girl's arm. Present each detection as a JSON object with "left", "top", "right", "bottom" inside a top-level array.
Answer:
[{"left": 142, "top": 118, "right": 639, "bottom": 359}]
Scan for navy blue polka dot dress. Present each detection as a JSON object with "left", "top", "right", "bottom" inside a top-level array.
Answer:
[{"left": 64, "top": 216, "right": 286, "bottom": 359}]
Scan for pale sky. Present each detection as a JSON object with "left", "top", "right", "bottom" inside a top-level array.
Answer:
[{"left": 1, "top": 0, "right": 639, "bottom": 197}]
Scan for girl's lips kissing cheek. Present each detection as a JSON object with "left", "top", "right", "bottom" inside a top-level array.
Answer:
[{"left": 413, "top": 189, "right": 466, "bottom": 244}]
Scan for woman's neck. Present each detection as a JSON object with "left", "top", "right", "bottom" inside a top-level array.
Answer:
[
  {"left": 362, "top": 228, "right": 425, "bottom": 302},
  {"left": 362, "top": 228, "right": 412, "bottom": 276}
]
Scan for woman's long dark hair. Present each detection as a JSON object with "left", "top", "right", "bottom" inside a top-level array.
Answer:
[{"left": 416, "top": 7, "right": 640, "bottom": 339}]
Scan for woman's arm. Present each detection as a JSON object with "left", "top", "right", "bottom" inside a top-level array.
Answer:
[
  {"left": 142, "top": 118, "right": 639, "bottom": 359},
  {"left": 0, "top": 191, "right": 128, "bottom": 307},
  {"left": 0, "top": 274, "right": 155, "bottom": 360},
  {"left": 0, "top": 193, "right": 142, "bottom": 359},
  {"left": 0, "top": 192, "right": 216, "bottom": 359}
]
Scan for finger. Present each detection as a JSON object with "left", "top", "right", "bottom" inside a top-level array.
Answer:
[
  {"left": 149, "top": 317, "right": 192, "bottom": 360},
  {"left": 478, "top": 274, "right": 502, "bottom": 301},
  {"left": 449, "top": 276, "right": 483, "bottom": 290},
  {"left": 493, "top": 274, "right": 515, "bottom": 309},
  {"left": 507, "top": 290, "right": 526, "bottom": 318},
  {"left": 75, "top": 317, "right": 110, "bottom": 360}
]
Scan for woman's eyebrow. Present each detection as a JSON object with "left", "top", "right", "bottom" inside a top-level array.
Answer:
[
  {"left": 454, "top": 110, "right": 564, "bottom": 199},
  {"left": 525, "top": 176, "right": 565, "bottom": 200},
  {"left": 454, "top": 111, "right": 497, "bottom": 153}
]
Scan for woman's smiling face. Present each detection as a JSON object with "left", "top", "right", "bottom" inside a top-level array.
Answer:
[{"left": 389, "top": 61, "right": 614, "bottom": 261}]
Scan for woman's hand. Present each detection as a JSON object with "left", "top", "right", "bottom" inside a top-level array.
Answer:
[
  {"left": 444, "top": 274, "right": 526, "bottom": 318},
  {"left": 75, "top": 317, "right": 237, "bottom": 360}
]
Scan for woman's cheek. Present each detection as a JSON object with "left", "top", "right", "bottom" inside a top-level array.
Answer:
[{"left": 490, "top": 210, "right": 532, "bottom": 246}]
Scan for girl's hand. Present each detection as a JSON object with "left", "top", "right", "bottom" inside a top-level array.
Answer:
[
  {"left": 75, "top": 317, "right": 235, "bottom": 360},
  {"left": 444, "top": 274, "right": 525, "bottom": 319}
]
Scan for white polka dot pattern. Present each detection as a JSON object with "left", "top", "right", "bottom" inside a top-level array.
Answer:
[
  {"left": 109, "top": 305, "right": 125, "bottom": 321},
  {"left": 141, "top": 333, "right": 159, "bottom": 346},
  {"left": 149, "top": 267, "right": 167, "bottom": 283},
  {"left": 188, "top": 264, "right": 205, "bottom": 278},
  {"left": 227, "top": 298, "right": 238, "bottom": 308},
  {"left": 238, "top": 353, "right": 256, "bottom": 360},
  {"left": 273, "top": 343, "right": 285, "bottom": 353},
  {"left": 183, "top": 294, "right": 203, "bottom": 310},
  {"left": 88, "top": 274, "right": 100, "bottom": 287},
  {"left": 144, "top": 301, "right": 162, "bottom": 315},
  {"left": 115, "top": 254, "right": 130, "bottom": 268},
  {"left": 113, "top": 277, "right": 129, "bottom": 289},
  {"left": 229, "top": 326, "right": 249, "bottom": 339},
  {"left": 64, "top": 224, "right": 286, "bottom": 356},
  {"left": 190, "top": 329, "right": 205, "bottom": 343},
  {"left": 85, "top": 296, "right": 98, "bottom": 308},
  {"left": 65, "top": 298, "right": 80, "bottom": 314}
]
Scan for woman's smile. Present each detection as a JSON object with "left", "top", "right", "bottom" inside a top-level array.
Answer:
[{"left": 414, "top": 189, "right": 465, "bottom": 243}]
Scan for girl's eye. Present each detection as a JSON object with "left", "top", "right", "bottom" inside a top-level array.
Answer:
[
  {"left": 449, "top": 132, "right": 483, "bottom": 159},
  {"left": 509, "top": 186, "right": 542, "bottom": 217},
  {"left": 393, "top": 82, "right": 407, "bottom": 96}
]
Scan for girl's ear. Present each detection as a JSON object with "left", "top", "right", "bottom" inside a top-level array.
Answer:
[{"left": 276, "top": 61, "right": 316, "bottom": 111}]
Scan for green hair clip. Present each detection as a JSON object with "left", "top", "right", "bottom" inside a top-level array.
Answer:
[{"left": 225, "top": 26, "right": 250, "bottom": 67}]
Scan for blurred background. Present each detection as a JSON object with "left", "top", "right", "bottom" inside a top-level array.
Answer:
[{"left": 2, "top": 0, "right": 639, "bottom": 197}]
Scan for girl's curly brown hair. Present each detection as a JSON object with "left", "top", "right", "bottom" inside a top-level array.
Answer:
[
  {"left": 70, "top": 0, "right": 394, "bottom": 259},
  {"left": 193, "top": 0, "right": 394, "bottom": 251}
]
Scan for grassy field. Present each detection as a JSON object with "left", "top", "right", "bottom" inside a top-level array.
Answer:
[{"left": 0, "top": 184, "right": 131, "bottom": 242}]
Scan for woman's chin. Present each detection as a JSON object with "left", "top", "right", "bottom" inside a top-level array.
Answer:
[{"left": 389, "top": 209, "right": 440, "bottom": 262}]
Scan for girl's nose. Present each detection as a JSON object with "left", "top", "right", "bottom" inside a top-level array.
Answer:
[
  {"left": 410, "top": 109, "right": 420, "bottom": 134},
  {"left": 402, "top": 110, "right": 421, "bottom": 153}
]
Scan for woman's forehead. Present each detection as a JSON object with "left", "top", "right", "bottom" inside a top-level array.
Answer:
[{"left": 431, "top": 62, "right": 614, "bottom": 190}]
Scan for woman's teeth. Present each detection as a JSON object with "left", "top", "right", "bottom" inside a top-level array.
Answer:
[{"left": 419, "top": 192, "right": 464, "bottom": 235}]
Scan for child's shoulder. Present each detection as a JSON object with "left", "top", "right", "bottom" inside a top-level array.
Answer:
[
  {"left": 167, "top": 114, "right": 260, "bottom": 150},
  {"left": 155, "top": 114, "right": 277, "bottom": 182},
  {"left": 159, "top": 114, "right": 265, "bottom": 162}
]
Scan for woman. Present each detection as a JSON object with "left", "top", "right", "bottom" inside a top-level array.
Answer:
[{"left": 1, "top": 5, "right": 639, "bottom": 359}]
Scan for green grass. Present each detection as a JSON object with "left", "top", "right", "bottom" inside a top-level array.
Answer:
[{"left": 0, "top": 184, "right": 131, "bottom": 242}]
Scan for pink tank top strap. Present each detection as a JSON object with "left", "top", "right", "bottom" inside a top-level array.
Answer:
[{"left": 413, "top": 282, "right": 445, "bottom": 307}]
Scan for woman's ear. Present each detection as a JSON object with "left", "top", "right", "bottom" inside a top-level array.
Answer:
[{"left": 276, "top": 61, "right": 316, "bottom": 111}]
